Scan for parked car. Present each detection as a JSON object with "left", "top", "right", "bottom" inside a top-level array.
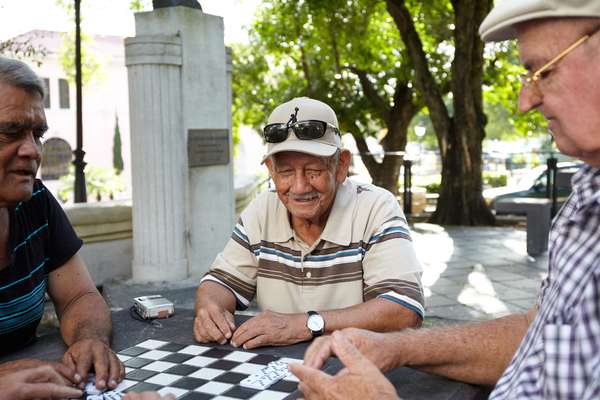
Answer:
[{"left": 484, "top": 162, "right": 583, "bottom": 213}]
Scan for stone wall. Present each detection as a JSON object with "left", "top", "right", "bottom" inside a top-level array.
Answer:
[
  {"left": 64, "top": 200, "right": 133, "bottom": 285},
  {"left": 63, "top": 175, "right": 265, "bottom": 285}
]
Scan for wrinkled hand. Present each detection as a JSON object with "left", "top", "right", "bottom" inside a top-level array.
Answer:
[
  {"left": 304, "top": 327, "right": 394, "bottom": 371},
  {"left": 61, "top": 338, "right": 124, "bottom": 391},
  {"left": 0, "top": 365, "right": 83, "bottom": 400},
  {"left": 231, "top": 310, "right": 309, "bottom": 349},
  {"left": 0, "top": 358, "right": 77, "bottom": 385},
  {"left": 123, "top": 392, "right": 176, "bottom": 400},
  {"left": 290, "top": 331, "right": 399, "bottom": 400},
  {"left": 194, "top": 302, "right": 237, "bottom": 345}
]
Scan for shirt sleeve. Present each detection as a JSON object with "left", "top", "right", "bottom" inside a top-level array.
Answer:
[
  {"left": 42, "top": 184, "right": 83, "bottom": 272},
  {"left": 201, "top": 218, "right": 258, "bottom": 310},
  {"left": 361, "top": 190, "right": 424, "bottom": 319}
]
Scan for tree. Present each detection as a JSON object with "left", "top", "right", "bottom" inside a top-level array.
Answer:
[
  {"left": 233, "top": 0, "right": 428, "bottom": 194},
  {"left": 55, "top": 0, "right": 102, "bottom": 86},
  {"left": 234, "top": 0, "right": 542, "bottom": 224},
  {"left": 0, "top": 35, "right": 47, "bottom": 66},
  {"left": 113, "top": 114, "right": 124, "bottom": 175},
  {"left": 385, "top": 0, "right": 495, "bottom": 224}
]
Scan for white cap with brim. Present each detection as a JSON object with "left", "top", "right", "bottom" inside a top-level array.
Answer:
[
  {"left": 262, "top": 97, "right": 342, "bottom": 163},
  {"left": 480, "top": 0, "right": 600, "bottom": 42}
]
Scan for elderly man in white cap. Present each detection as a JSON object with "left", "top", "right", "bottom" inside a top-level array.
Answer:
[
  {"left": 194, "top": 97, "right": 423, "bottom": 349},
  {"left": 289, "top": 1, "right": 600, "bottom": 399}
]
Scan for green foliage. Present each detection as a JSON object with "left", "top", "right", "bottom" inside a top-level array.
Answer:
[
  {"left": 0, "top": 37, "right": 47, "bottom": 66},
  {"left": 58, "top": 165, "right": 125, "bottom": 203},
  {"left": 483, "top": 172, "right": 508, "bottom": 188},
  {"left": 425, "top": 182, "right": 441, "bottom": 194},
  {"left": 55, "top": 0, "right": 103, "bottom": 86},
  {"left": 58, "top": 31, "right": 102, "bottom": 86},
  {"left": 130, "top": 0, "right": 152, "bottom": 11},
  {"left": 113, "top": 114, "right": 124, "bottom": 175},
  {"left": 232, "top": 0, "right": 421, "bottom": 140},
  {"left": 482, "top": 41, "right": 548, "bottom": 138}
]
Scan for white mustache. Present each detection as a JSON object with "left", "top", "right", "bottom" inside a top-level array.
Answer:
[{"left": 289, "top": 192, "right": 320, "bottom": 201}]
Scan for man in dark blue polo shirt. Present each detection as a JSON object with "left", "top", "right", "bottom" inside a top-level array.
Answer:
[{"left": 0, "top": 56, "right": 124, "bottom": 397}]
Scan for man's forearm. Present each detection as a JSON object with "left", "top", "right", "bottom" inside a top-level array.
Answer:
[
  {"left": 59, "top": 291, "right": 112, "bottom": 346},
  {"left": 196, "top": 281, "right": 237, "bottom": 314},
  {"left": 385, "top": 312, "right": 531, "bottom": 385},
  {"left": 322, "top": 298, "right": 421, "bottom": 333}
]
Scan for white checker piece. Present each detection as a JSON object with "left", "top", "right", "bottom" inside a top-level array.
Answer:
[
  {"left": 178, "top": 344, "right": 211, "bottom": 355},
  {"left": 189, "top": 367, "right": 225, "bottom": 380},
  {"left": 195, "top": 381, "right": 233, "bottom": 395},
  {"left": 158, "top": 386, "right": 189, "bottom": 398},
  {"left": 140, "top": 350, "right": 171, "bottom": 360},
  {"left": 184, "top": 355, "right": 218, "bottom": 367},
  {"left": 137, "top": 339, "right": 169, "bottom": 349},
  {"left": 146, "top": 373, "right": 181, "bottom": 386},
  {"left": 144, "top": 361, "right": 177, "bottom": 372}
]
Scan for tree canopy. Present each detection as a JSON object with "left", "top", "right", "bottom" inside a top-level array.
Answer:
[{"left": 232, "top": 0, "right": 546, "bottom": 225}]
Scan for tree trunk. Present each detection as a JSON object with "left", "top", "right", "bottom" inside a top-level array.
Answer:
[
  {"left": 386, "top": 0, "right": 495, "bottom": 225},
  {"left": 345, "top": 70, "right": 418, "bottom": 195}
]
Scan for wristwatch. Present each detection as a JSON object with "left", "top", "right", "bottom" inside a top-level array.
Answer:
[{"left": 306, "top": 311, "right": 325, "bottom": 337}]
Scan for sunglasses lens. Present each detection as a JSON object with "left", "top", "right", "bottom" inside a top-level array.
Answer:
[
  {"left": 293, "top": 121, "right": 326, "bottom": 140},
  {"left": 263, "top": 124, "right": 289, "bottom": 143}
]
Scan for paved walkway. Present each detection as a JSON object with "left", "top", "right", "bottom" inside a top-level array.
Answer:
[
  {"left": 102, "top": 224, "right": 549, "bottom": 325},
  {"left": 412, "top": 224, "right": 547, "bottom": 324}
]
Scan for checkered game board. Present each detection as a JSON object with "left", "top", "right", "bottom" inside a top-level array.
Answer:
[{"left": 111, "top": 339, "right": 302, "bottom": 399}]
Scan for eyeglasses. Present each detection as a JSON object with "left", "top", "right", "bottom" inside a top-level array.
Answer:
[
  {"left": 520, "top": 24, "right": 600, "bottom": 95},
  {"left": 263, "top": 120, "right": 340, "bottom": 143}
]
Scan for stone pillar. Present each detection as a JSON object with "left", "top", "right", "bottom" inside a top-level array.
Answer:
[
  {"left": 125, "top": 5, "right": 234, "bottom": 281},
  {"left": 125, "top": 34, "right": 188, "bottom": 281}
]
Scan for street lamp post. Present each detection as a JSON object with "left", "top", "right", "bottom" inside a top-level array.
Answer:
[{"left": 73, "top": 0, "right": 87, "bottom": 202}]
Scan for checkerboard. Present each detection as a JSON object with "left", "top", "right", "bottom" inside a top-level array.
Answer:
[{"left": 111, "top": 339, "right": 302, "bottom": 399}]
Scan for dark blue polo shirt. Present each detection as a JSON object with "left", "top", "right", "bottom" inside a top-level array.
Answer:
[{"left": 0, "top": 180, "right": 82, "bottom": 354}]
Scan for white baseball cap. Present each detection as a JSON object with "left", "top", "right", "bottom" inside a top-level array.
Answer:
[
  {"left": 480, "top": 0, "right": 600, "bottom": 42},
  {"left": 262, "top": 97, "right": 342, "bottom": 162}
]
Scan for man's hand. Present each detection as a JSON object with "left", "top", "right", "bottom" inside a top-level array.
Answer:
[
  {"left": 0, "top": 365, "right": 83, "bottom": 400},
  {"left": 303, "top": 327, "right": 395, "bottom": 371},
  {"left": 61, "top": 338, "right": 124, "bottom": 390},
  {"left": 290, "top": 331, "right": 400, "bottom": 400},
  {"left": 123, "top": 392, "right": 175, "bottom": 400},
  {"left": 231, "top": 310, "right": 310, "bottom": 349},
  {"left": 0, "top": 359, "right": 77, "bottom": 384},
  {"left": 194, "top": 302, "right": 237, "bottom": 345}
]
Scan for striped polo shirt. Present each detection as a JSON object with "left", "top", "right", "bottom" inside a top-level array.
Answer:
[
  {"left": 0, "top": 180, "right": 82, "bottom": 354},
  {"left": 202, "top": 178, "right": 424, "bottom": 318}
]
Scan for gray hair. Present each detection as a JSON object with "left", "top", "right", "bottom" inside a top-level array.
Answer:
[{"left": 0, "top": 56, "right": 45, "bottom": 99}]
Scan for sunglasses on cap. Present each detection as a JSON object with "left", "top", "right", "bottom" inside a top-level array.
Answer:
[
  {"left": 263, "top": 106, "right": 339, "bottom": 143},
  {"left": 263, "top": 120, "right": 340, "bottom": 143}
]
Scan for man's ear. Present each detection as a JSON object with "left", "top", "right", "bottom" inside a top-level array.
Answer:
[{"left": 336, "top": 149, "right": 352, "bottom": 183}]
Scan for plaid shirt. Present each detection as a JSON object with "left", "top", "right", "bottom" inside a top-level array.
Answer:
[{"left": 490, "top": 165, "right": 600, "bottom": 399}]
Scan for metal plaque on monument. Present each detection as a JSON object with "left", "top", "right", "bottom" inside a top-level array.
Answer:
[
  {"left": 41, "top": 137, "right": 72, "bottom": 180},
  {"left": 187, "top": 129, "right": 230, "bottom": 167}
]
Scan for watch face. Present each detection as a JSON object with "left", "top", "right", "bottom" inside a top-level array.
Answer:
[{"left": 307, "top": 314, "right": 325, "bottom": 331}]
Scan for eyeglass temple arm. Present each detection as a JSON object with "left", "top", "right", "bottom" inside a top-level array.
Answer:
[{"left": 533, "top": 34, "right": 591, "bottom": 79}]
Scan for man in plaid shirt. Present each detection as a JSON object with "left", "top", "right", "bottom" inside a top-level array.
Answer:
[{"left": 290, "top": 1, "right": 600, "bottom": 399}]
